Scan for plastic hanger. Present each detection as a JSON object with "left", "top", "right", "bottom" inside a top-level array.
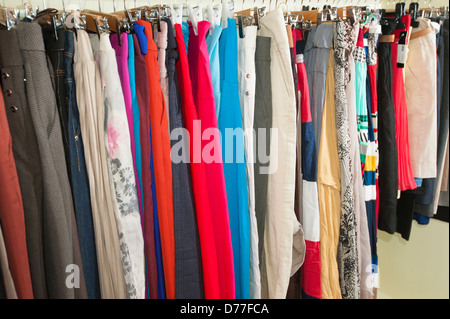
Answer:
[
  {"left": 170, "top": 3, "right": 183, "bottom": 26},
  {"left": 188, "top": 2, "right": 202, "bottom": 36}
]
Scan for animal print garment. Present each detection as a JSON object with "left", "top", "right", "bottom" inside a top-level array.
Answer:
[{"left": 333, "top": 20, "right": 360, "bottom": 299}]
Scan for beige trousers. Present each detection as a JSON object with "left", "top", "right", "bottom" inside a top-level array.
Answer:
[
  {"left": 74, "top": 30, "right": 128, "bottom": 299},
  {"left": 317, "top": 48, "right": 342, "bottom": 299},
  {"left": 258, "top": 8, "right": 303, "bottom": 299},
  {"left": 405, "top": 18, "right": 438, "bottom": 178}
]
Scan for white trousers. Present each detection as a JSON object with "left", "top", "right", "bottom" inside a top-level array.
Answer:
[{"left": 258, "top": 8, "right": 303, "bottom": 299}]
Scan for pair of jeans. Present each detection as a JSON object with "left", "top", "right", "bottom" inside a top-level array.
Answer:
[
  {"left": 42, "top": 27, "right": 70, "bottom": 171},
  {"left": 64, "top": 30, "right": 100, "bottom": 299}
]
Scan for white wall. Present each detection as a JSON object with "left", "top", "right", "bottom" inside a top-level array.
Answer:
[
  {"left": 378, "top": 219, "right": 449, "bottom": 299},
  {"left": 2, "top": 0, "right": 449, "bottom": 300}
]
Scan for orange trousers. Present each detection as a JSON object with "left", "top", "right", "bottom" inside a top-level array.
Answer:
[{"left": 136, "top": 20, "right": 175, "bottom": 299}]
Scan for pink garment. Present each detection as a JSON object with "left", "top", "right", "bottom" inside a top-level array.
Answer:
[
  {"left": 188, "top": 21, "right": 235, "bottom": 299},
  {"left": 155, "top": 21, "right": 170, "bottom": 133},
  {"left": 111, "top": 34, "right": 142, "bottom": 209}
]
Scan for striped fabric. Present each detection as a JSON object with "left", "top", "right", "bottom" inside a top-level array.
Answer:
[
  {"left": 355, "top": 28, "right": 369, "bottom": 171},
  {"left": 364, "top": 27, "right": 380, "bottom": 289}
]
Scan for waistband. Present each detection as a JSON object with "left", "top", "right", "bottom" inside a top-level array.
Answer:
[
  {"left": 0, "top": 30, "right": 23, "bottom": 66},
  {"left": 16, "top": 22, "right": 46, "bottom": 52},
  {"left": 410, "top": 25, "right": 434, "bottom": 40}
]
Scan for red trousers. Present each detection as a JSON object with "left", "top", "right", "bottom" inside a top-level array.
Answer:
[
  {"left": 391, "top": 14, "right": 417, "bottom": 191},
  {"left": 0, "top": 85, "right": 33, "bottom": 299},
  {"left": 188, "top": 21, "right": 235, "bottom": 299},
  {"left": 174, "top": 23, "right": 221, "bottom": 299}
]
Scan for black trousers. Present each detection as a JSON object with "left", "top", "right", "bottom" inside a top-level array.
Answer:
[{"left": 377, "top": 22, "right": 399, "bottom": 234}]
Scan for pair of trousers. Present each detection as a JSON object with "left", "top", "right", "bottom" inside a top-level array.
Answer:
[
  {"left": 164, "top": 18, "right": 204, "bottom": 299},
  {"left": 346, "top": 21, "right": 373, "bottom": 300},
  {"left": 377, "top": 21, "right": 400, "bottom": 234},
  {"left": 253, "top": 35, "right": 272, "bottom": 296},
  {"left": 133, "top": 24, "right": 162, "bottom": 299},
  {"left": 137, "top": 20, "right": 176, "bottom": 299},
  {"left": 365, "top": 30, "right": 380, "bottom": 264},
  {"left": 0, "top": 30, "right": 41, "bottom": 299},
  {"left": 317, "top": 48, "right": 342, "bottom": 299},
  {"left": 219, "top": 18, "right": 250, "bottom": 299},
  {"left": 42, "top": 27, "right": 70, "bottom": 170},
  {"left": 287, "top": 29, "right": 304, "bottom": 300},
  {"left": 333, "top": 20, "right": 359, "bottom": 299},
  {"left": 303, "top": 23, "right": 334, "bottom": 156},
  {"left": 0, "top": 81, "right": 33, "bottom": 299},
  {"left": 94, "top": 33, "right": 145, "bottom": 299},
  {"left": 414, "top": 19, "right": 449, "bottom": 217},
  {"left": 258, "top": 8, "right": 303, "bottom": 299},
  {"left": 188, "top": 20, "right": 235, "bottom": 299},
  {"left": 175, "top": 23, "right": 221, "bottom": 299},
  {"left": 364, "top": 52, "right": 379, "bottom": 284},
  {"left": 64, "top": 30, "right": 100, "bottom": 299},
  {"left": 74, "top": 29, "right": 128, "bottom": 299},
  {"left": 391, "top": 14, "right": 416, "bottom": 191},
  {"left": 238, "top": 25, "right": 261, "bottom": 300},
  {"left": 17, "top": 22, "right": 85, "bottom": 299},
  {"left": 405, "top": 18, "right": 437, "bottom": 179},
  {"left": 298, "top": 28, "right": 322, "bottom": 299}
]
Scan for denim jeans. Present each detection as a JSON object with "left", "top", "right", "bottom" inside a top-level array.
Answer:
[{"left": 64, "top": 30, "right": 101, "bottom": 299}]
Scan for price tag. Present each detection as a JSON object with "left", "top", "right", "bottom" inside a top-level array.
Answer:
[
  {"left": 363, "top": 38, "right": 368, "bottom": 47},
  {"left": 397, "top": 31, "right": 408, "bottom": 68},
  {"left": 397, "top": 44, "right": 407, "bottom": 68}
]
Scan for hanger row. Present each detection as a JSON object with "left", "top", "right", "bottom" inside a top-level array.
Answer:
[{"left": 0, "top": 0, "right": 448, "bottom": 34}]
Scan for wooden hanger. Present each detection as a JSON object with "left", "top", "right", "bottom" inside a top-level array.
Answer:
[
  {"left": 289, "top": 10, "right": 319, "bottom": 24},
  {"left": 82, "top": 9, "right": 121, "bottom": 33}
]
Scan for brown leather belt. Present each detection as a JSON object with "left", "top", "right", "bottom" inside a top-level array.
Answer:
[
  {"left": 410, "top": 25, "right": 434, "bottom": 40},
  {"left": 379, "top": 34, "right": 395, "bottom": 43}
]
